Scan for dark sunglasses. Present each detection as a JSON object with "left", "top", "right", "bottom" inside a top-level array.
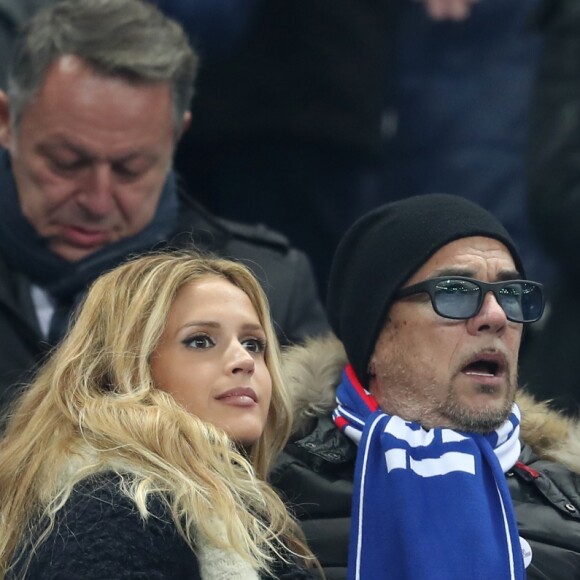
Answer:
[{"left": 395, "top": 276, "right": 545, "bottom": 323}]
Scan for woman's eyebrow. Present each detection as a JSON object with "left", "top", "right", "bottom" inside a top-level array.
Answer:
[{"left": 178, "top": 322, "right": 264, "bottom": 333}]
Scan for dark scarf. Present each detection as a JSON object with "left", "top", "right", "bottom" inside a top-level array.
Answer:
[
  {"left": 333, "top": 365, "right": 529, "bottom": 580},
  {"left": 0, "top": 150, "right": 178, "bottom": 340},
  {"left": 0, "top": 150, "right": 178, "bottom": 299}
]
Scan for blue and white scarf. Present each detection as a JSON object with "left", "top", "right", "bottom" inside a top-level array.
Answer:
[{"left": 333, "top": 365, "right": 529, "bottom": 580}]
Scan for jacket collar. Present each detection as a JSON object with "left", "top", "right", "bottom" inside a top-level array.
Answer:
[
  {"left": 171, "top": 187, "right": 233, "bottom": 252},
  {"left": 0, "top": 250, "right": 19, "bottom": 313},
  {"left": 0, "top": 248, "right": 43, "bottom": 340}
]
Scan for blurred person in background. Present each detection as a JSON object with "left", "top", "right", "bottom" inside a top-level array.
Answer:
[
  {"left": 521, "top": 0, "right": 580, "bottom": 416},
  {"left": 168, "top": 0, "right": 480, "bottom": 291}
]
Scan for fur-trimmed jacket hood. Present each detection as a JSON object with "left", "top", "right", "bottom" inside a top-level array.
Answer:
[{"left": 281, "top": 333, "right": 580, "bottom": 474}]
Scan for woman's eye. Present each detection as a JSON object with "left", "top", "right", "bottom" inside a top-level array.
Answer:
[
  {"left": 184, "top": 335, "right": 214, "bottom": 349},
  {"left": 242, "top": 338, "right": 266, "bottom": 354}
]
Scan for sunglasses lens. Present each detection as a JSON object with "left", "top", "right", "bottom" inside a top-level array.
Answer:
[
  {"left": 406, "top": 277, "right": 545, "bottom": 322},
  {"left": 499, "top": 282, "right": 543, "bottom": 322},
  {"left": 433, "top": 279, "right": 480, "bottom": 318}
]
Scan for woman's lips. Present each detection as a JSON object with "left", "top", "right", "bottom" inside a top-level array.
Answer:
[{"left": 216, "top": 387, "right": 258, "bottom": 407}]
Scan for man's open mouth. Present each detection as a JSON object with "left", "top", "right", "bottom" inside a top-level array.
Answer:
[{"left": 461, "top": 353, "right": 507, "bottom": 378}]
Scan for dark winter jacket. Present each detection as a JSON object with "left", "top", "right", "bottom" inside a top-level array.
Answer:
[
  {"left": 520, "top": 0, "right": 580, "bottom": 415},
  {"left": 152, "top": 0, "right": 260, "bottom": 60},
  {"left": 527, "top": 0, "right": 580, "bottom": 269},
  {"left": 385, "top": 0, "right": 548, "bottom": 282},
  {"left": 271, "top": 335, "right": 580, "bottom": 580},
  {"left": 183, "top": 0, "right": 393, "bottom": 157},
  {"left": 0, "top": 168, "right": 328, "bottom": 411},
  {"left": 9, "top": 473, "right": 315, "bottom": 579}
]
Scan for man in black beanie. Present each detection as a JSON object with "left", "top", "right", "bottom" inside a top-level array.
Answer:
[{"left": 272, "top": 194, "right": 580, "bottom": 580}]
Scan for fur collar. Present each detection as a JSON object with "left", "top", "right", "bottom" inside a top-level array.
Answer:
[
  {"left": 197, "top": 521, "right": 260, "bottom": 580},
  {"left": 282, "top": 333, "right": 580, "bottom": 473}
]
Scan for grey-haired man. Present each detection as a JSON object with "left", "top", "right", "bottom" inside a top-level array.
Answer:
[{"left": 0, "top": 0, "right": 327, "bottom": 409}]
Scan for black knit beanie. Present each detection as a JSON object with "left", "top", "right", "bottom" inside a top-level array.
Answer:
[{"left": 327, "top": 194, "right": 524, "bottom": 386}]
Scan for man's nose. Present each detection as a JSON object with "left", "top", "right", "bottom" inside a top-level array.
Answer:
[
  {"left": 466, "top": 291, "right": 508, "bottom": 335},
  {"left": 78, "top": 163, "right": 115, "bottom": 216}
]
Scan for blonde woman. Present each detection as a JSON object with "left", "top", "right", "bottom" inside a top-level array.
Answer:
[{"left": 0, "top": 252, "right": 319, "bottom": 579}]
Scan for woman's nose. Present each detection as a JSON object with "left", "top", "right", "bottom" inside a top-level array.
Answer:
[{"left": 227, "top": 343, "right": 255, "bottom": 375}]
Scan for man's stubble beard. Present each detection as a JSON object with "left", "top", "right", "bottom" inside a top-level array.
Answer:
[
  {"left": 370, "top": 349, "right": 517, "bottom": 434},
  {"left": 434, "top": 378, "right": 516, "bottom": 434}
]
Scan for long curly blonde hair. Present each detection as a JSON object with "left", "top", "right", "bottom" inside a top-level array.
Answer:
[{"left": 0, "top": 251, "right": 312, "bottom": 576}]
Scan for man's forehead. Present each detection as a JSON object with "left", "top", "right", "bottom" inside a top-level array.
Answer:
[
  {"left": 409, "top": 236, "right": 520, "bottom": 283},
  {"left": 14, "top": 53, "right": 175, "bottom": 156},
  {"left": 54, "top": 54, "right": 85, "bottom": 75},
  {"left": 39, "top": 54, "right": 107, "bottom": 95},
  {"left": 40, "top": 54, "right": 170, "bottom": 98}
]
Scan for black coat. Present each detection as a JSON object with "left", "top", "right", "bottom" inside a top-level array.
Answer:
[
  {"left": 271, "top": 336, "right": 580, "bottom": 580},
  {"left": 9, "top": 475, "right": 202, "bottom": 580},
  {"left": 0, "top": 183, "right": 328, "bottom": 410},
  {"left": 9, "top": 474, "right": 316, "bottom": 580}
]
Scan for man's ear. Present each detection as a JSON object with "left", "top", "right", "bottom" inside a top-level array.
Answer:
[
  {"left": 0, "top": 90, "right": 13, "bottom": 149},
  {"left": 179, "top": 110, "right": 191, "bottom": 138}
]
